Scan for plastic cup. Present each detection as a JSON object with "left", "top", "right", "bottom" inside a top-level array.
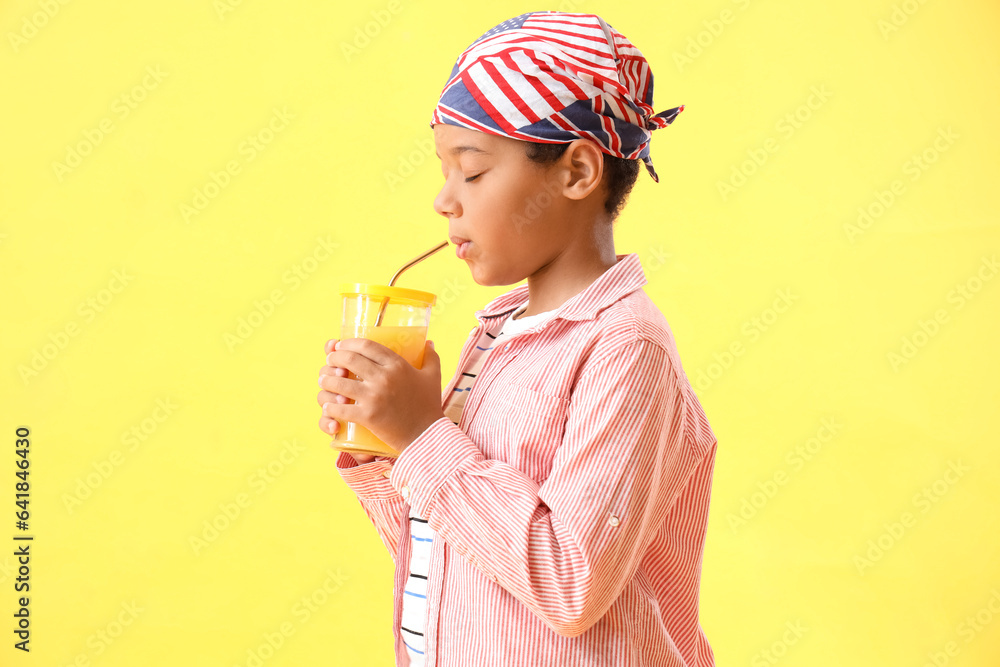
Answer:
[{"left": 331, "top": 283, "right": 437, "bottom": 458}]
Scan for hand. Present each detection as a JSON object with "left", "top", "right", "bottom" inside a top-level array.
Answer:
[
  {"left": 318, "top": 337, "right": 445, "bottom": 454},
  {"left": 317, "top": 339, "right": 374, "bottom": 465}
]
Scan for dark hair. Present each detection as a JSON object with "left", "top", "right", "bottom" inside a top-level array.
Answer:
[{"left": 523, "top": 141, "right": 641, "bottom": 221}]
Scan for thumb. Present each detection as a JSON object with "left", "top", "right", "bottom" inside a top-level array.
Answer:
[{"left": 425, "top": 340, "right": 439, "bottom": 363}]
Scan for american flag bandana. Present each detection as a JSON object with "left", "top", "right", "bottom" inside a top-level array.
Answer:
[{"left": 429, "top": 11, "right": 684, "bottom": 183}]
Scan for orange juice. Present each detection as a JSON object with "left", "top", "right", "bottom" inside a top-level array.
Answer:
[
  {"left": 333, "top": 282, "right": 435, "bottom": 458},
  {"left": 334, "top": 324, "right": 428, "bottom": 457}
]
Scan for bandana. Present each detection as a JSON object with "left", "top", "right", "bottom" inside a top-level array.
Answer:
[{"left": 429, "top": 11, "right": 684, "bottom": 183}]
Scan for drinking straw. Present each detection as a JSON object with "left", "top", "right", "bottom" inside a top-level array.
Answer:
[{"left": 373, "top": 240, "right": 449, "bottom": 327}]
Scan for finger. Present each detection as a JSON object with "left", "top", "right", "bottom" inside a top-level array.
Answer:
[
  {"left": 322, "top": 401, "right": 362, "bottom": 430},
  {"left": 318, "top": 373, "right": 362, "bottom": 400},
  {"left": 333, "top": 338, "right": 397, "bottom": 367},
  {"left": 327, "top": 347, "right": 382, "bottom": 379},
  {"left": 317, "top": 367, "right": 351, "bottom": 404},
  {"left": 345, "top": 330, "right": 423, "bottom": 359},
  {"left": 319, "top": 415, "right": 339, "bottom": 436},
  {"left": 326, "top": 338, "right": 339, "bottom": 354},
  {"left": 318, "top": 364, "right": 349, "bottom": 378},
  {"left": 320, "top": 399, "right": 348, "bottom": 418},
  {"left": 317, "top": 390, "right": 351, "bottom": 408},
  {"left": 318, "top": 389, "right": 352, "bottom": 405}
]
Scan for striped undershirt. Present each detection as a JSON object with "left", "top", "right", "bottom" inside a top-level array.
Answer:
[{"left": 401, "top": 302, "right": 556, "bottom": 665}]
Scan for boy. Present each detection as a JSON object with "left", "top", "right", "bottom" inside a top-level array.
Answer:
[{"left": 317, "top": 11, "right": 717, "bottom": 667}]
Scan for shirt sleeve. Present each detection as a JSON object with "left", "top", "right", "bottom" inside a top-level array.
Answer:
[
  {"left": 335, "top": 452, "right": 408, "bottom": 564},
  {"left": 334, "top": 324, "right": 485, "bottom": 565},
  {"left": 389, "top": 337, "right": 709, "bottom": 637}
]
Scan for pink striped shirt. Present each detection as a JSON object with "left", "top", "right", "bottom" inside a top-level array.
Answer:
[{"left": 336, "top": 252, "right": 718, "bottom": 666}]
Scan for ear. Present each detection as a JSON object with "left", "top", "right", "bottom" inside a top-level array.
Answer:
[{"left": 559, "top": 139, "right": 605, "bottom": 201}]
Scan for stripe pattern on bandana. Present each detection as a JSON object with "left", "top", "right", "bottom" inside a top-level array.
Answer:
[{"left": 429, "top": 11, "right": 684, "bottom": 183}]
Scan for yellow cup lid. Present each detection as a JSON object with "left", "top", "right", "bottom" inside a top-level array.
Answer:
[{"left": 338, "top": 283, "right": 437, "bottom": 306}]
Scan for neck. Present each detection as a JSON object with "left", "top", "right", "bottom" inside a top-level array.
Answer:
[{"left": 521, "top": 226, "right": 618, "bottom": 318}]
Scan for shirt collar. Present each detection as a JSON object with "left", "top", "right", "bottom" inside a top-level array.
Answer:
[{"left": 474, "top": 253, "right": 648, "bottom": 323}]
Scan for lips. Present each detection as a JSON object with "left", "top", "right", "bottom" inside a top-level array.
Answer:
[{"left": 450, "top": 235, "right": 472, "bottom": 260}]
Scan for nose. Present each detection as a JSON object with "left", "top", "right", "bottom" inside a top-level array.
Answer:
[{"left": 433, "top": 178, "right": 461, "bottom": 219}]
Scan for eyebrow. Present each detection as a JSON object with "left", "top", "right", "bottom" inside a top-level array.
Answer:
[{"left": 435, "top": 145, "right": 491, "bottom": 159}]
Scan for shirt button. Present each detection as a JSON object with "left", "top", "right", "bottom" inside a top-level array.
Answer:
[
  {"left": 400, "top": 486, "right": 410, "bottom": 500},
  {"left": 382, "top": 470, "right": 391, "bottom": 479},
  {"left": 608, "top": 515, "right": 620, "bottom": 527}
]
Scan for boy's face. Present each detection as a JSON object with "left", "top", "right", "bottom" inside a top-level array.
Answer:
[{"left": 432, "top": 123, "right": 581, "bottom": 287}]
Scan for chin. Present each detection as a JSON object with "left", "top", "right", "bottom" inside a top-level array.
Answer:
[
  {"left": 464, "top": 258, "right": 526, "bottom": 288},
  {"left": 468, "top": 269, "right": 497, "bottom": 287},
  {"left": 465, "top": 264, "right": 501, "bottom": 288}
]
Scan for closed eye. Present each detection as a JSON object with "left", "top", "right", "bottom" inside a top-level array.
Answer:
[{"left": 465, "top": 173, "right": 483, "bottom": 183}]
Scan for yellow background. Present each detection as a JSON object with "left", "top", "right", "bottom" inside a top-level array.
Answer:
[{"left": 2, "top": 0, "right": 998, "bottom": 665}]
